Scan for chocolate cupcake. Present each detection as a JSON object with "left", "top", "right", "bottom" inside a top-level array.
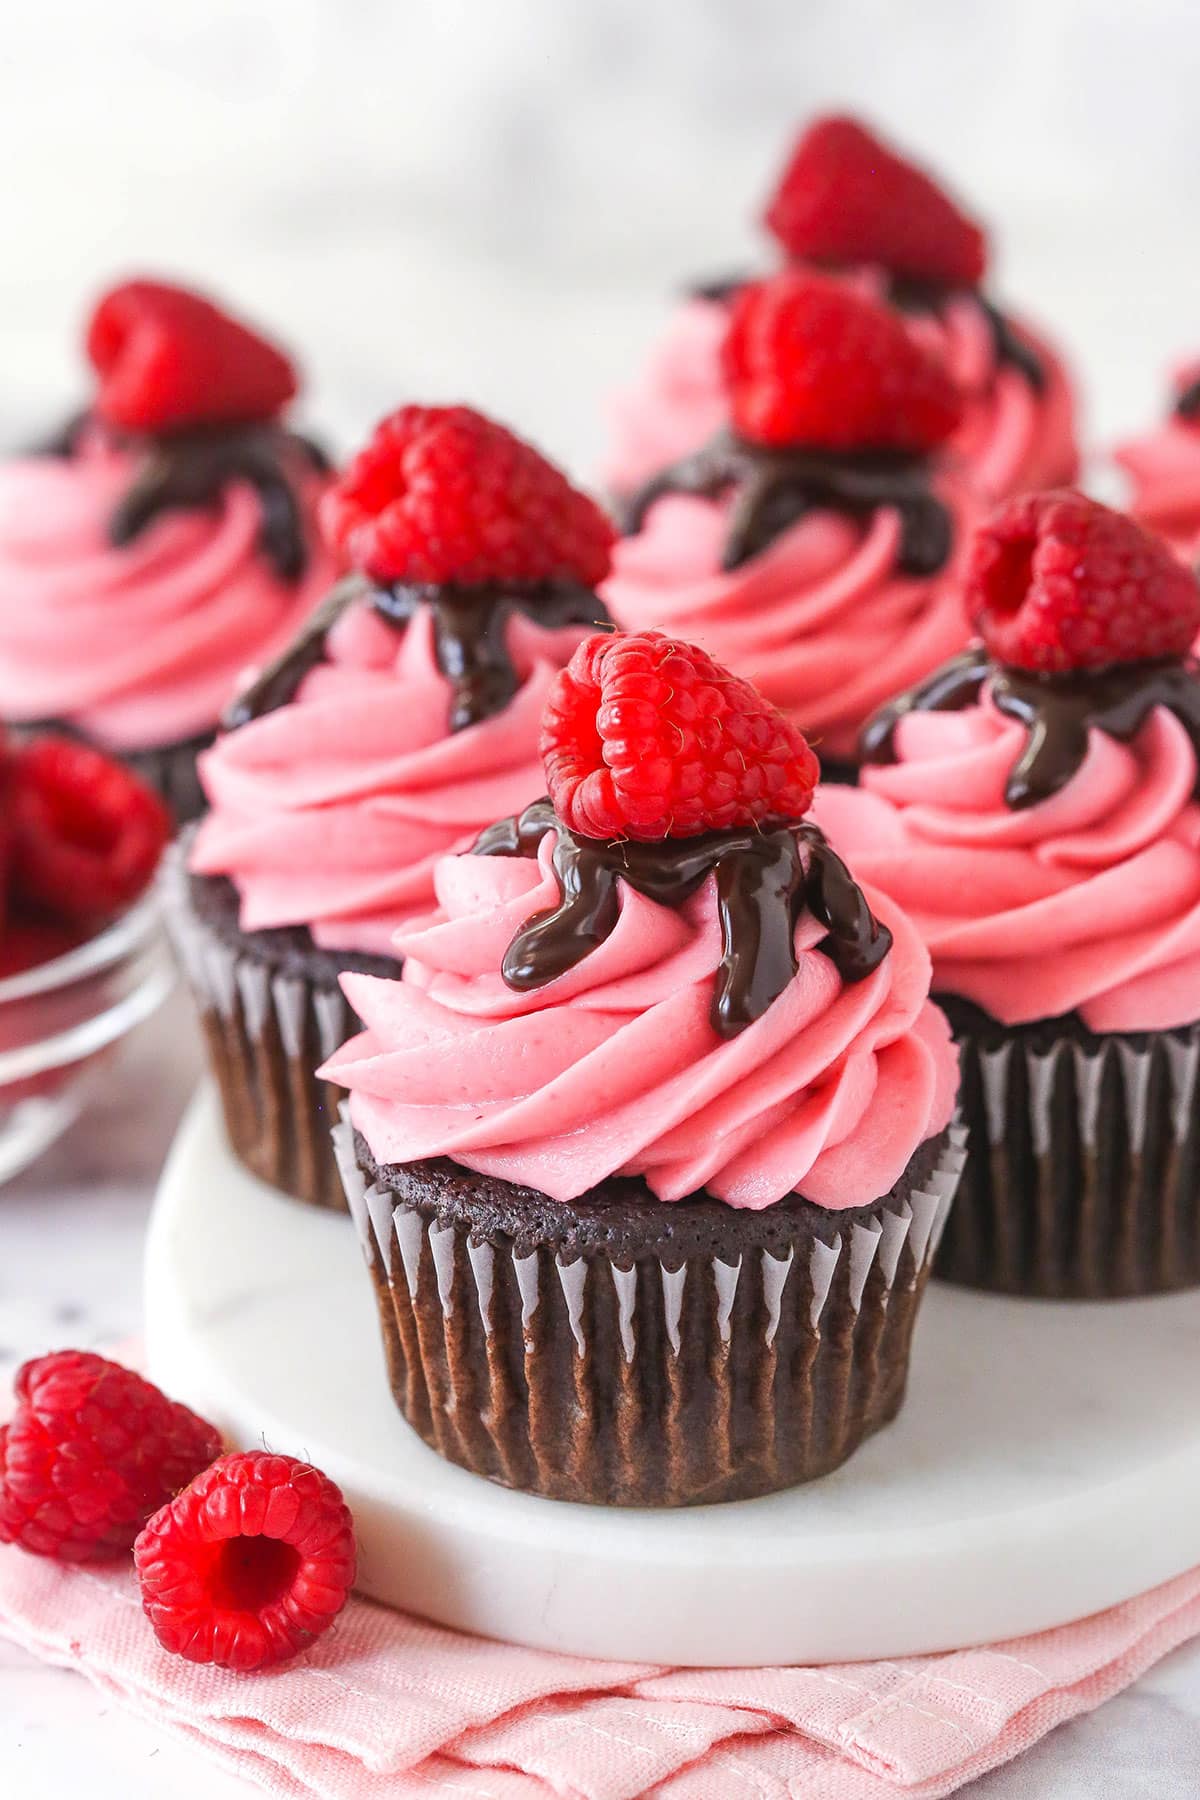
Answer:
[
  {"left": 323, "top": 630, "right": 964, "bottom": 1505},
  {"left": 603, "top": 112, "right": 1079, "bottom": 507},
  {"left": 602, "top": 270, "right": 984, "bottom": 783},
  {"left": 0, "top": 279, "right": 339, "bottom": 822},
  {"left": 820, "top": 489, "right": 1200, "bottom": 1298},
  {"left": 166, "top": 405, "right": 614, "bottom": 1209}
]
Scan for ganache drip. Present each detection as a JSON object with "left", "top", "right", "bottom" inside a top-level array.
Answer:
[
  {"left": 473, "top": 797, "right": 892, "bottom": 1039},
  {"left": 619, "top": 428, "right": 952, "bottom": 575},
  {"left": 860, "top": 643, "right": 1200, "bottom": 809},
  {"left": 1175, "top": 378, "right": 1200, "bottom": 421},
  {"left": 36, "top": 412, "right": 329, "bottom": 583},
  {"left": 686, "top": 271, "right": 1046, "bottom": 392},
  {"left": 222, "top": 577, "right": 610, "bottom": 735}
]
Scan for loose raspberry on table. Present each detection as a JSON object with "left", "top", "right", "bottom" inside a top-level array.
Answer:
[
  {"left": 722, "top": 270, "right": 963, "bottom": 453},
  {"left": 10, "top": 736, "right": 170, "bottom": 923},
  {"left": 0, "top": 1351, "right": 222, "bottom": 1563},
  {"left": 135, "top": 1451, "right": 357, "bottom": 1671},
  {"left": 967, "top": 490, "right": 1200, "bottom": 674},
  {"left": 87, "top": 278, "right": 298, "bottom": 435},
  {"left": 764, "top": 114, "right": 988, "bottom": 289},
  {"left": 541, "top": 630, "right": 821, "bottom": 841},
  {"left": 319, "top": 404, "right": 615, "bottom": 589}
]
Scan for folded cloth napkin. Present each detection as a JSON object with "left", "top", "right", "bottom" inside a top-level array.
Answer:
[{"left": 4, "top": 1543, "right": 1200, "bottom": 1798}]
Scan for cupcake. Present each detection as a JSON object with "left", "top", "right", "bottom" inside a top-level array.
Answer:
[
  {"left": 817, "top": 490, "right": 1200, "bottom": 1298},
  {"left": 604, "top": 270, "right": 983, "bottom": 781},
  {"left": 605, "top": 114, "right": 1079, "bottom": 506},
  {"left": 1114, "top": 363, "right": 1200, "bottom": 560},
  {"left": 322, "top": 630, "right": 964, "bottom": 1506},
  {"left": 166, "top": 404, "right": 614, "bottom": 1210},
  {"left": 0, "top": 279, "right": 338, "bottom": 821}
]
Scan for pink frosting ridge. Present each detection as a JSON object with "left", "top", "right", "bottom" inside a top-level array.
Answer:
[
  {"left": 0, "top": 433, "right": 336, "bottom": 750},
  {"left": 602, "top": 286, "right": 1078, "bottom": 502},
  {"left": 320, "top": 825, "right": 958, "bottom": 1210},
  {"left": 813, "top": 692, "right": 1200, "bottom": 1032},
  {"left": 603, "top": 473, "right": 981, "bottom": 761},
  {"left": 1114, "top": 397, "right": 1200, "bottom": 561},
  {"left": 190, "top": 600, "right": 594, "bottom": 957}
]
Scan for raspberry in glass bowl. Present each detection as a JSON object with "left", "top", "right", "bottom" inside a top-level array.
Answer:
[{"left": 0, "top": 730, "right": 173, "bottom": 1180}]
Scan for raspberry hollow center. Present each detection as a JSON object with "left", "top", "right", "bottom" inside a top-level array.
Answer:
[
  {"left": 984, "top": 533, "right": 1036, "bottom": 617},
  {"left": 209, "top": 1535, "right": 300, "bottom": 1613}
]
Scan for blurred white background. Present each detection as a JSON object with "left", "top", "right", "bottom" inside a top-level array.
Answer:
[{"left": 2, "top": 0, "right": 1199, "bottom": 474}]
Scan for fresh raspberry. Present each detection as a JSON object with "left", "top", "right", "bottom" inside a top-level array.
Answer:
[
  {"left": 87, "top": 279, "right": 298, "bottom": 434},
  {"left": 135, "top": 1451, "right": 356, "bottom": 1671},
  {"left": 319, "top": 404, "right": 615, "bottom": 589},
  {"left": 722, "top": 271, "right": 962, "bottom": 453},
  {"left": 541, "top": 631, "right": 820, "bottom": 841},
  {"left": 967, "top": 490, "right": 1200, "bottom": 674},
  {"left": 10, "top": 737, "right": 170, "bottom": 923},
  {"left": 0, "top": 1351, "right": 222, "bottom": 1563},
  {"left": 764, "top": 114, "right": 987, "bottom": 288}
]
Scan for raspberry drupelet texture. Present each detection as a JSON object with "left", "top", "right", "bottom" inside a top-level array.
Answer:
[
  {"left": 763, "top": 114, "right": 988, "bottom": 289},
  {"left": 10, "top": 736, "right": 170, "bottom": 922},
  {"left": 0, "top": 1351, "right": 222, "bottom": 1563},
  {"left": 87, "top": 279, "right": 298, "bottom": 434},
  {"left": 320, "top": 404, "right": 615, "bottom": 589},
  {"left": 721, "top": 271, "right": 963, "bottom": 453},
  {"left": 134, "top": 1451, "right": 357, "bottom": 1671},
  {"left": 967, "top": 490, "right": 1200, "bottom": 674},
  {"left": 541, "top": 630, "right": 821, "bottom": 841}
]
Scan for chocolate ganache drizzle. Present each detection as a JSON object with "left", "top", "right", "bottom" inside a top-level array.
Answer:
[
  {"left": 222, "top": 577, "right": 610, "bottom": 735},
  {"left": 619, "top": 428, "right": 953, "bottom": 576},
  {"left": 687, "top": 272, "right": 1046, "bottom": 392},
  {"left": 860, "top": 644, "right": 1200, "bottom": 809},
  {"left": 1174, "top": 378, "right": 1200, "bottom": 422},
  {"left": 38, "top": 414, "right": 330, "bottom": 583},
  {"left": 473, "top": 797, "right": 892, "bottom": 1039}
]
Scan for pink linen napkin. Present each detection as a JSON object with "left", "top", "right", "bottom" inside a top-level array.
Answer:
[{"left": 4, "top": 1544, "right": 1200, "bottom": 1798}]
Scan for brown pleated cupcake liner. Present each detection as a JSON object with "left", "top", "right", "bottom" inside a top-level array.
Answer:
[
  {"left": 163, "top": 838, "right": 366, "bottom": 1211},
  {"left": 334, "top": 1117, "right": 967, "bottom": 1507},
  {"left": 934, "top": 1017, "right": 1200, "bottom": 1298}
]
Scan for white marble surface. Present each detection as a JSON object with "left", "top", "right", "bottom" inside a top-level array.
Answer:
[{"left": 0, "top": 1000, "right": 1196, "bottom": 1792}]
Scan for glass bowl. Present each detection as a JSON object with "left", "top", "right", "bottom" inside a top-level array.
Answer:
[{"left": 0, "top": 893, "right": 175, "bottom": 1183}]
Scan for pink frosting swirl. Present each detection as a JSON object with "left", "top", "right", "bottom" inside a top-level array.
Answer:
[
  {"left": 813, "top": 693, "right": 1200, "bottom": 1032},
  {"left": 0, "top": 435, "right": 336, "bottom": 750},
  {"left": 319, "top": 826, "right": 958, "bottom": 1210},
  {"left": 1114, "top": 404, "right": 1200, "bottom": 561},
  {"left": 602, "top": 475, "right": 981, "bottom": 761},
  {"left": 191, "top": 599, "right": 593, "bottom": 957},
  {"left": 603, "top": 287, "right": 1078, "bottom": 503}
]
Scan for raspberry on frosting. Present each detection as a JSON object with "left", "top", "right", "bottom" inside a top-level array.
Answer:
[
  {"left": 541, "top": 629, "right": 820, "bottom": 841},
  {"left": 764, "top": 114, "right": 988, "bottom": 289},
  {"left": 320, "top": 405, "right": 615, "bottom": 589},
  {"left": 721, "top": 271, "right": 963, "bottom": 453},
  {"left": 87, "top": 279, "right": 299, "bottom": 434},
  {"left": 967, "top": 490, "right": 1200, "bottom": 674}
]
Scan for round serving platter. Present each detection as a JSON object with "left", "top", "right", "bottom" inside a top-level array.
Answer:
[{"left": 146, "top": 1084, "right": 1200, "bottom": 1667}]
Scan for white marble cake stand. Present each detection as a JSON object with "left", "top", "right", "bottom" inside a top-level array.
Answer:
[{"left": 146, "top": 1085, "right": 1200, "bottom": 1667}]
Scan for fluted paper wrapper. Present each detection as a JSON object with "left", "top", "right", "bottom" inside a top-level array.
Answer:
[
  {"left": 935, "top": 1019, "right": 1200, "bottom": 1297},
  {"left": 162, "top": 839, "right": 358, "bottom": 1211},
  {"left": 334, "top": 1118, "right": 967, "bottom": 1507}
]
